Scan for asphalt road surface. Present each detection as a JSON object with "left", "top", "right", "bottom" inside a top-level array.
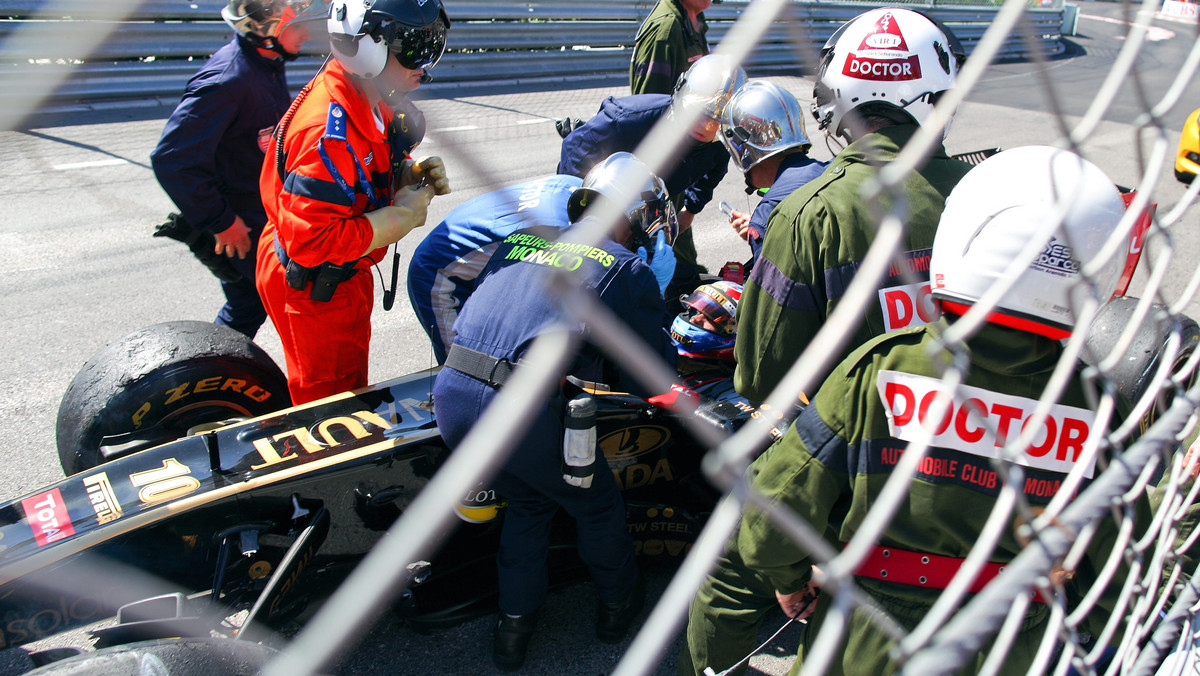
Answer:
[{"left": 0, "top": 3, "right": 1198, "bottom": 674}]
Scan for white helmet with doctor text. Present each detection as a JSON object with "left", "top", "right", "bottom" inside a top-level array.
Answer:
[
  {"left": 327, "top": 0, "right": 450, "bottom": 78},
  {"left": 930, "top": 145, "right": 1128, "bottom": 340},
  {"left": 812, "top": 7, "right": 964, "bottom": 141}
]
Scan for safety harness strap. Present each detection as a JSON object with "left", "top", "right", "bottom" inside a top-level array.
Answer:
[
  {"left": 445, "top": 344, "right": 520, "bottom": 388},
  {"left": 853, "top": 544, "right": 1046, "bottom": 603}
]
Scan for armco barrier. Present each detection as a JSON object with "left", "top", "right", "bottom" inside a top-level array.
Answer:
[{"left": 0, "top": 0, "right": 1067, "bottom": 112}]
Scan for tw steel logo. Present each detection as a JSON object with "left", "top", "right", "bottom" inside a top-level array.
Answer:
[{"left": 600, "top": 425, "right": 671, "bottom": 461}]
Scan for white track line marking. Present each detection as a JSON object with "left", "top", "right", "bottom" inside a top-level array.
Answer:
[{"left": 53, "top": 158, "right": 128, "bottom": 170}]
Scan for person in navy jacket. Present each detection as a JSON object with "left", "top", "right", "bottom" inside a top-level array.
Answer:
[
  {"left": 718, "top": 80, "right": 827, "bottom": 271},
  {"left": 559, "top": 54, "right": 744, "bottom": 299},
  {"left": 408, "top": 174, "right": 583, "bottom": 363},
  {"left": 151, "top": 0, "right": 317, "bottom": 337}
]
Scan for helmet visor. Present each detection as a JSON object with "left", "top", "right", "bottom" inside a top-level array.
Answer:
[
  {"left": 637, "top": 192, "right": 678, "bottom": 248},
  {"left": 683, "top": 290, "right": 737, "bottom": 335},
  {"left": 227, "top": 0, "right": 320, "bottom": 38},
  {"left": 281, "top": 1, "right": 329, "bottom": 25},
  {"left": 382, "top": 19, "right": 447, "bottom": 70}
]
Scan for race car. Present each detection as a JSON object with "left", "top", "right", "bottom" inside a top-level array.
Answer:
[{"left": 0, "top": 319, "right": 780, "bottom": 664}]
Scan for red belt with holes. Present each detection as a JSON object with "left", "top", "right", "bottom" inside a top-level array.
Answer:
[{"left": 853, "top": 545, "right": 1046, "bottom": 603}]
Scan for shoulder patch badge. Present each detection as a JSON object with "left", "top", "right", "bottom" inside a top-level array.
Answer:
[{"left": 325, "top": 103, "right": 348, "bottom": 142}]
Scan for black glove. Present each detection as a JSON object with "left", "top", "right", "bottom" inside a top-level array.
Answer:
[
  {"left": 555, "top": 117, "right": 583, "bottom": 139},
  {"left": 152, "top": 212, "right": 244, "bottom": 283}
]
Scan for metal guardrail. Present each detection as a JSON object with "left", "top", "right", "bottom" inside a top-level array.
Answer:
[{"left": 0, "top": 0, "right": 1067, "bottom": 110}]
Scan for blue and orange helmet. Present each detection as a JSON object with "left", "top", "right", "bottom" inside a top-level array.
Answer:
[{"left": 669, "top": 281, "right": 743, "bottom": 360}]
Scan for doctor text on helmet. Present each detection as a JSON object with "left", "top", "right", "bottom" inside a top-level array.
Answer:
[
  {"left": 843, "top": 54, "right": 922, "bottom": 81},
  {"left": 877, "top": 371, "right": 1097, "bottom": 479}
]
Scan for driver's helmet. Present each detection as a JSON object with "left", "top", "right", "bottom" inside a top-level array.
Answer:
[
  {"left": 930, "top": 145, "right": 1127, "bottom": 340},
  {"left": 721, "top": 80, "right": 811, "bottom": 174},
  {"left": 327, "top": 0, "right": 450, "bottom": 78},
  {"left": 671, "top": 53, "right": 747, "bottom": 123},
  {"left": 812, "top": 7, "right": 964, "bottom": 141},
  {"left": 566, "top": 152, "right": 679, "bottom": 252},
  {"left": 670, "top": 281, "right": 743, "bottom": 360},
  {"left": 222, "top": 0, "right": 324, "bottom": 60}
]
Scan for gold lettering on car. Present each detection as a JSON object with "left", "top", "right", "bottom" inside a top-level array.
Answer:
[
  {"left": 316, "top": 416, "right": 372, "bottom": 445},
  {"left": 611, "top": 458, "right": 675, "bottom": 490},
  {"left": 82, "top": 473, "right": 123, "bottom": 524},
  {"left": 129, "top": 458, "right": 201, "bottom": 505},
  {"left": 250, "top": 410, "right": 396, "bottom": 471}
]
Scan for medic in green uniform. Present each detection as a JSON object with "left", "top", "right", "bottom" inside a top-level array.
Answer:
[
  {"left": 733, "top": 8, "right": 973, "bottom": 404},
  {"left": 680, "top": 10, "right": 971, "bottom": 675},
  {"left": 630, "top": 0, "right": 711, "bottom": 96},
  {"left": 737, "top": 145, "right": 1141, "bottom": 675}
]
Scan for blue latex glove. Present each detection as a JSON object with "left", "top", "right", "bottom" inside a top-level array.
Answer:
[{"left": 637, "top": 228, "right": 676, "bottom": 296}]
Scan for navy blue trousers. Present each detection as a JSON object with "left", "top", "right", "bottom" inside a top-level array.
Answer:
[
  {"left": 434, "top": 367, "right": 639, "bottom": 616},
  {"left": 215, "top": 223, "right": 267, "bottom": 338}
]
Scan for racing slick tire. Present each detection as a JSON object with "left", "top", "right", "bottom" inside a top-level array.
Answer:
[
  {"left": 55, "top": 321, "right": 290, "bottom": 476},
  {"left": 24, "top": 637, "right": 276, "bottom": 674}
]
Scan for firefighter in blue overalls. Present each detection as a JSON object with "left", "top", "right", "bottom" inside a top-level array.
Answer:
[
  {"left": 407, "top": 174, "right": 585, "bottom": 364},
  {"left": 151, "top": 0, "right": 321, "bottom": 338},
  {"left": 433, "top": 153, "right": 679, "bottom": 671},
  {"left": 558, "top": 54, "right": 744, "bottom": 299},
  {"left": 717, "top": 80, "right": 827, "bottom": 273}
]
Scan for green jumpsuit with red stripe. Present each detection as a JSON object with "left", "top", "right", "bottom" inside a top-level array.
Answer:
[
  {"left": 733, "top": 318, "right": 1143, "bottom": 675},
  {"left": 732, "top": 124, "right": 973, "bottom": 404}
]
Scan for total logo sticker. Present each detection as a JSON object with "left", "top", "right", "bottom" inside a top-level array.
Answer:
[{"left": 21, "top": 488, "right": 76, "bottom": 547}]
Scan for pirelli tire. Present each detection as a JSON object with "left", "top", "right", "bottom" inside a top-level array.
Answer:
[{"left": 56, "top": 321, "right": 290, "bottom": 477}]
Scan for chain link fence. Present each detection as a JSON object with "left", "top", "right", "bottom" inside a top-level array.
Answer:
[{"left": 3, "top": 0, "right": 1200, "bottom": 674}]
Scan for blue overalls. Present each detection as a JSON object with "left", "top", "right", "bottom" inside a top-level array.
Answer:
[
  {"left": 557, "top": 93, "right": 730, "bottom": 292},
  {"left": 151, "top": 35, "right": 291, "bottom": 338},
  {"left": 744, "top": 153, "right": 829, "bottom": 269},
  {"left": 432, "top": 222, "right": 677, "bottom": 616},
  {"left": 407, "top": 174, "right": 583, "bottom": 363},
  {"left": 557, "top": 94, "right": 729, "bottom": 218}
]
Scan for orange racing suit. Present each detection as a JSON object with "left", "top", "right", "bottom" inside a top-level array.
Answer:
[{"left": 257, "top": 59, "right": 419, "bottom": 404}]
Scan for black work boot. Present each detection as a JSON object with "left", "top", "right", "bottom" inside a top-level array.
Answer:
[
  {"left": 596, "top": 575, "right": 647, "bottom": 643},
  {"left": 493, "top": 613, "right": 537, "bottom": 671}
]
